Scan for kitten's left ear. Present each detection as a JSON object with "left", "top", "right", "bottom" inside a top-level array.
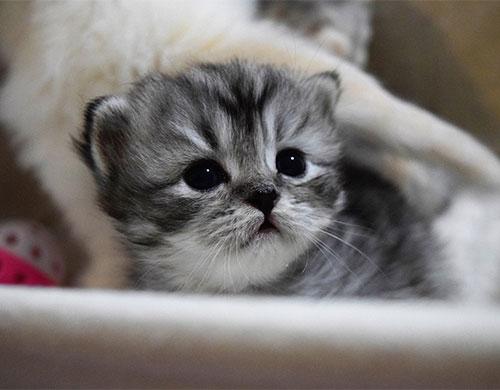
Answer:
[
  {"left": 74, "top": 95, "right": 131, "bottom": 179},
  {"left": 305, "top": 70, "right": 342, "bottom": 111}
]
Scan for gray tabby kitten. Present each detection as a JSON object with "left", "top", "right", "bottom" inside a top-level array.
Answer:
[{"left": 76, "top": 61, "right": 444, "bottom": 298}]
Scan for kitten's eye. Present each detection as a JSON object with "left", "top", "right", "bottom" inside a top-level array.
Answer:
[
  {"left": 276, "top": 148, "right": 306, "bottom": 177},
  {"left": 183, "top": 159, "right": 227, "bottom": 191}
]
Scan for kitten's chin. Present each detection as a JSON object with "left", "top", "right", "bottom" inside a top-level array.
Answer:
[
  {"left": 213, "top": 237, "right": 303, "bottom": 293},
  {"left": 169, "top": 232, "right": 306, "bottom": 294}
]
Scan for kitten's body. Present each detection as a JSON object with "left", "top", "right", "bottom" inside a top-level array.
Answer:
[
  {"left": 78, "top": 62, "right": 444, "bottom": 298},
  {"left": 274, "top": 162, "right": 440, "bottom": 298}
]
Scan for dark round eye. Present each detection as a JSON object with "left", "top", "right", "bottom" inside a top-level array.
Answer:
[
  {"left": 183, "top": 159, "right": 227, "bottom": 191},
  {"left": 276, "top": 148, "right": 306, "bottom": 177}
]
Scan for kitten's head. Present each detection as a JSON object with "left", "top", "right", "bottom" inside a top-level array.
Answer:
[{"left": 77, "top": 61, "right": 344, "bottom": 292}]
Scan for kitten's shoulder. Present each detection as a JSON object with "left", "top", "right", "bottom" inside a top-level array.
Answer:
[{"left": 339, "top": 159, "right": 418, "bottom": 227}]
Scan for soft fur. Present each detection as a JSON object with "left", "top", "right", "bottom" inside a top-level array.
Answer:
[{"left": 1, "top": 1, "right": 500, "bottom": 299}]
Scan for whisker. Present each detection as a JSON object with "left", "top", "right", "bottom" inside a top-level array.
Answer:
[
  {"left": 316, "top": 227, "right": 388, "bottom": 279},
  {"left": 322, "top": 225, "right": 373, "bottom": 239},
  {"left": 196, "top": 237, "right": 228, "bottom": 293},
  {"left": 330, "top": 219, "right": 374, "bottom": 233},
  {"left": 179, "top": 241, "right": 220, "bottom": 292},
  {"left": 300, "top": 228, "right": 357, "bottom": 278},
  {"left": 233, "top": 230, "right": 250, "bottom": 288}
]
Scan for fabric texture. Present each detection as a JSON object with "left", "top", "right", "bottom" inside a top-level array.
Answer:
[{"left": 1, "top": 287, "right": 500, "bottom": 388}]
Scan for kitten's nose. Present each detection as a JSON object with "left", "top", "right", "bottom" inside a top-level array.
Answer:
[{"left": 247, "top": 188, "right": 279, "bottom": 216}]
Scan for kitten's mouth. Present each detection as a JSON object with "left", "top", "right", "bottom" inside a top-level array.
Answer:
[
  {"left": 239, "top": 216, "right": 280, "bottom": 250},
  {"left": 258, "top": 218, "right": 278, "bottom": 234}
]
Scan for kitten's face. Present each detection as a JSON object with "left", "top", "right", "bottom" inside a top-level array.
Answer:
[{"left": 78, "top": 62, "right": 344, "bottom": 292}]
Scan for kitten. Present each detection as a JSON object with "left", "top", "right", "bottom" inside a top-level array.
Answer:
[{"left": 76, "top": 61, "right": 445, "bottom": 298}]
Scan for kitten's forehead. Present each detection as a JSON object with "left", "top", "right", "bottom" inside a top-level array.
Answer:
[
  {"left": 128, "top": 61, "right": 339, "bottom": 176},
  {"left": 182, "top": 62, "right": 292, "bottom": 148}
]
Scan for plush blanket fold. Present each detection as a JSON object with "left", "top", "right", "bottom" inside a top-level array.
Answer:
[{"left": 1, "top": 287, "right": 500, "bottom": 388}]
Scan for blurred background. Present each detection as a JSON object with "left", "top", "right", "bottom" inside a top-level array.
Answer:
[
  {"left": 0, "top": 1, "right": 499, "bottom": 278},
  {"left": 370, "top": 1, "right": 500, "bottom": 154}
]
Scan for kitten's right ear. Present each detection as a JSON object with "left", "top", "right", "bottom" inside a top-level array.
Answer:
[
  {"left": 305, "top": 70, "right": 342, "bottom": 110},
  {"left": 75, "top": 95, "right": 131, "bottom": 179}
]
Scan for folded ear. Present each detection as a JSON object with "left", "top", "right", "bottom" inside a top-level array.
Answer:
[
  {"left": 75, "top": 95, "right": 130, "bottom": 180},
  {"left": 304, "top": 70, "right": 342, "bottom": 115}
]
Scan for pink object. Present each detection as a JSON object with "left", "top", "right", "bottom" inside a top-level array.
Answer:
[
  {"left": 0, "top": 248, "right": 56, "bottom": 286},
  {"left": 0, "top": 221, "right": 65, "bottom": 286}
]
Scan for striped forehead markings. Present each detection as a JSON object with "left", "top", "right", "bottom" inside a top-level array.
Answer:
[
  {"left": 196, "top": 117, "right": 219, "bottom": 150},
  {"left": 174, "top": 126, "right": 211, "bottom": 151}
]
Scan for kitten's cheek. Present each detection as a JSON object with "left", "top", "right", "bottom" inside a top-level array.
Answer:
[{"left": 270, "top": 213, "right": 294, "bottom": 238}]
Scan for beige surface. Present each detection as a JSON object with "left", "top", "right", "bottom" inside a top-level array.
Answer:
[
  {"left": 370, "top": 1, "right": 500, "bottom": 154},
  {"left": 1, "top": 287, "right": 500, "bottom": 388}
]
